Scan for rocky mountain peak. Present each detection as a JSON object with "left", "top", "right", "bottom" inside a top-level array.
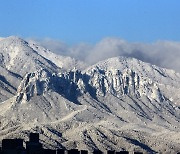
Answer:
[
  {"left": 16, "top": 69, "right": 51, "bottom": 103},
  {"left": 0, "top": 36, "right": 180, "bottom": 153},
  {"left": 85, "top": 58, "right": 165, "bottom": 102}
]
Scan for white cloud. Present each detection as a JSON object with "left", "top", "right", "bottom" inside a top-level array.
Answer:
[{"left": 30, "top": 37, "right": 180, "bottom": 72}]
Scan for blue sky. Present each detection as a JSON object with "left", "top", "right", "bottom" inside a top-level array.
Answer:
[{"left": 0, "top": 0, "right": 180, "bottom": 43}]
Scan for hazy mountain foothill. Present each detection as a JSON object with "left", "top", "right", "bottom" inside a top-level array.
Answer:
[{"left": 0, "top": 36, "right": 180, "bottom": 153}]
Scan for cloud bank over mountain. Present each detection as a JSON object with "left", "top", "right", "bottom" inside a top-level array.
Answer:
[{"left": 31, "top": 37, "right": 180, "bottom": 72}]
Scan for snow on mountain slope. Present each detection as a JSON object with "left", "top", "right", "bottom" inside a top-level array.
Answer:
[
  {"left": 28, "top": 40, "right": 87, "bottom": 70},
  {"left": 0, "top": 36, "right": 85, "bottom": 102},
  {"left": 0, "top": 37, "right": 180, "bottom": 153},
  {"left": 0, "top": 37, "right": 55, "bottom": 102},
  {"left": 84, "top": 57, "right": 180, "bottom": 105},
  {"left": 0, "top": 66, "right": 20, "bottom": 102},
  {"left": 0, "top": 36, "right": 59, "bottom": 76}
]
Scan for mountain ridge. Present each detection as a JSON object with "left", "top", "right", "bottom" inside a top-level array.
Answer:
[{"left": 0, "top": 36, "right": 180, "bottom": 153}]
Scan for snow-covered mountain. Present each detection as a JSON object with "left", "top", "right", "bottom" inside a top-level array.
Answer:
[
  {"left": 28, "top": 40, "right": 87, "bottom": 70},
  {"left": 0, "top": 36, "right": 180, "bottom": 153},
  {"left": 0, "top": 36, "right": 86, "bottom": 102}
]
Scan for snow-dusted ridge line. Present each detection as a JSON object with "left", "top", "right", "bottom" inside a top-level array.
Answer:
[
  {"left": 0, "top": 36, "right": 180, "bottom": 153},
  {"left": 28, "top": 39, "right": 88, "bottom": 71}
]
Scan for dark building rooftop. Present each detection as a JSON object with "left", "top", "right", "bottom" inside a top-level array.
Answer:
[{"left": 0, "top": 133, "right": 166, "bottom": 154}]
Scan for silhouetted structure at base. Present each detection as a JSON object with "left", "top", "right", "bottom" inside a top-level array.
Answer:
[
  {"left": 116, "top": 151, "right": 129, "bottom": 154},
  {"left": 26, "top": 133, "right": 43, "bottom": 154},
  {"left": 2, "top": 138, "right": 25, "bottom": 154},
  {"left": 0, "top": 133, "right": 164, "bottom": 154}
]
